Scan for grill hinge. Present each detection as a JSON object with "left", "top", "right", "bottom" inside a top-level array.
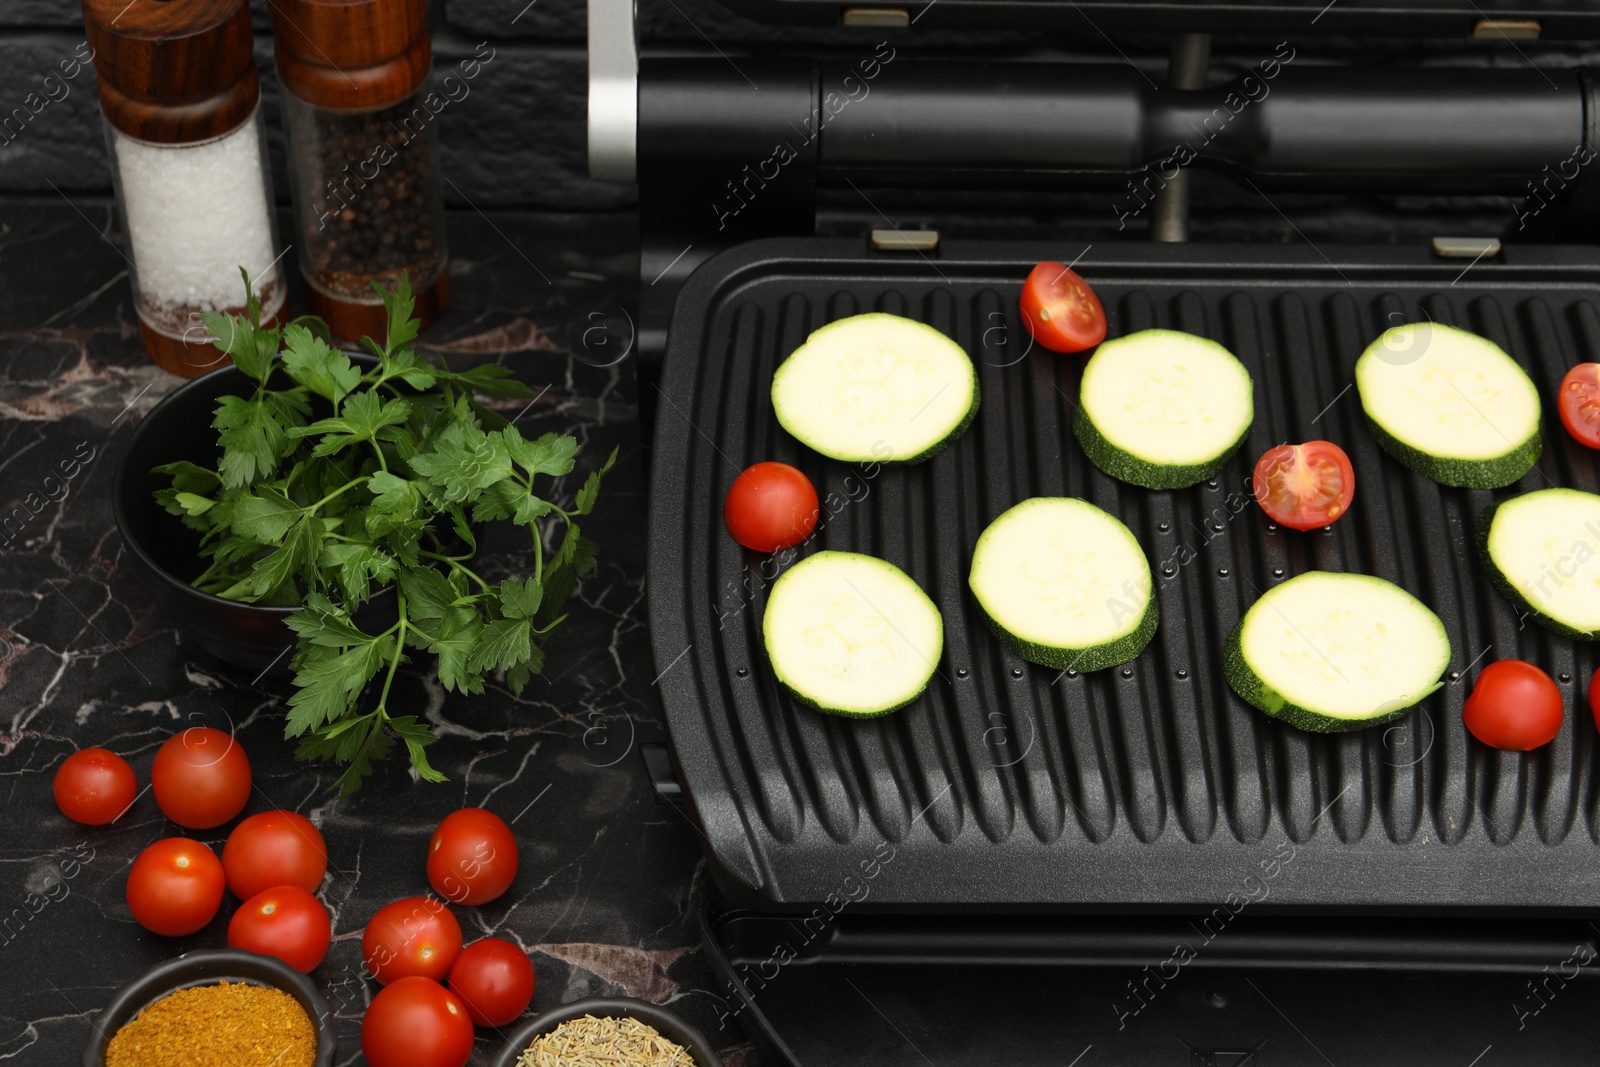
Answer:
[
  {"left": 1472, "top": 18, "right": 1540, "bottom": 39},
  {"left": 871, "top": 229, "right": 940, "bottom": 252},
  {"left": 1431, "top": 236, "right": 1503, "bottom": 259},
  {"left": 842, "top": 7, "right": 911, "bottom": 27}
]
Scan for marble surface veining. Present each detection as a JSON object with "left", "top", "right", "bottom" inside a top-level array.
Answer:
[{"left": 0, "top": 201, "right": 754, "bottom": 1065}]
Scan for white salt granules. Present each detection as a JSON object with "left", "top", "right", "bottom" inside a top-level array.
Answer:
[{"left": 113, "top": 115, "right": 280, "bottom": 316}]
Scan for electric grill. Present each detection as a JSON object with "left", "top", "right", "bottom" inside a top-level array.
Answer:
[{"left": 591, "top": 2, "right": 1600, "bottom": 1061}]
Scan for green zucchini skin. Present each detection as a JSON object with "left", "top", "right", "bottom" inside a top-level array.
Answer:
[
  {"left": 890, "top": 378, "right": 981, "bottom": 465},
  {"left": 978, "top": 593, "right": 1158, "bottom": 673},
  {"left": 774, "top": 681, "right": 924, "bottom": 719},
  {"left": 1477, "top": 501, "right": 1600, "bottom": 641},
  {"left": 1366, "top": 414, "right": 1540, "bottom": 491},
  {"left": 1073, "top": 404, "right": 1249, "bottom": 490},
  {"left": 1222, "top": 620, "right": 1434, "bottom": 734}
]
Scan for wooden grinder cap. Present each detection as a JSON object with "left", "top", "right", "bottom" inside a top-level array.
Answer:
[
  {"left": 270, "top": 0, "right": 431, "bottom": 110},
  {"left": 81, "top": 0, "right": 258, "bottom": 144}
]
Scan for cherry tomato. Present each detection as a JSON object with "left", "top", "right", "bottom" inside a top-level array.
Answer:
[
  {"left": 53, "top": 748, "right": 137, "bottom": 825},
  {"left": 228, "top": 885, "right": 331, "bottom": 973},
  {"left": 363, "top": 896, "right": 463, "bottom": 984},
  {"left": 1588, "top": 667, "right": 1600, "bottom": 734},
  {"left": 1252, "top": 441, "right": 1356, "bottom": 531},
  {"left": 1463, "top": 659, "right": 1564, "bottom": 751},
  {"left": 223, "top": 810, "right": 328, "bottom": 900},
  {"left": 1558, "top": 363, "right": 1600, "bottom": 450},
  {"left": 723, "top": 462, "right": 818, "bottom": 553},
  {"left": 361, "top": 975, "right": 475, "bottom": 1067},
  {"left": 447, "top": 938, "right": 535, "bottom": 1026},
  {"left": 1019, "top": 260, "right": 1107, "bottom": 354},
  {"left": 126, "top": 837, "right": 225, "bottom": 937},
  {"left": 151, "top": 726, "right": 251, "bottom": 830},
  {"left": 427, "top": 808, "right": 519, "bottom": 907}
]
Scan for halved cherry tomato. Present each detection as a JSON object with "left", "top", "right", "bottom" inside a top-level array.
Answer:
[
  {"left": 447, "top": 937, "right": 535, "bottom": 1026},
  {"left": 363, "top": 896, "right": 463, "bottom": 984},
  {"left": 1558, "top": 363, "right": 1600, "bottom": 449},
  {"left": 1588, "top": 667, "right": 1600, "bottom": 734},
  {"left": 427, "top": 808, "right": 519, "bottom": 907},
  {"left": 54, "top": 748, "right": 138, "bottom": 825},
  {"left": 1252, "top": 441, "right": 1356, "bottom": 531},
  {"left": 1463, "top": 659, "right": 1564, "bottom": 751},
  {"left": 228, "top": 885, "right": 331, "bottom": 973},
  {"left": 361, "top": 975, "right": 475, "bottom": 1067},
  {"left": 723, "top": 462, "right": 819, "bottom": 553},
  {"left": 151, "top": 726, "right": 251, "bottom": 830},
  {"left": 126, "top": 837, "right": 225, "bottom": 937},
  {"left": 1019, "top": 260, "right": 1107, "bottom": 353},
  {"left": 223, "top": 810, "right": 328, "bottom": 900}
]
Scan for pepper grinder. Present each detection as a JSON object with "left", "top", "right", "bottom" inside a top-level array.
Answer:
[
  {"left": 82, "top": 0, "right": 285, "bottom": 377},
  {"left": 271, "top": 0, "right": 450, "bottom": 345}
]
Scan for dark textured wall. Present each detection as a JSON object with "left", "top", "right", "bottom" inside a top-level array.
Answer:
[{"left": 0, "top": 0, "right": 1597, "bottom": 218}]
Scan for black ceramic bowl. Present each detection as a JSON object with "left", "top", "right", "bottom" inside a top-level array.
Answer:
[
  {"left": 492, "top": 997, "right": 724, "bottom": 1067},
  {"left": 82, "top": 948, "right": 336, "bottom": 1067},
  {"left": 115, "top": 363, "right": 396, "bottom": 672}
]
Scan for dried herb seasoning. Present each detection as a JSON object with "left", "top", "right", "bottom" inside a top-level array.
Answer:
[
  {"left": 104, "top": 980, "right": 316, "bottom": 1067},
  {"left": 517, "top": 1015, "right": 698, "bottom": 1067}
]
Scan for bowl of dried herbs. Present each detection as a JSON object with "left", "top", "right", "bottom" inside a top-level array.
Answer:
[{"left": 492, "top": 997, "right": 722, "bottom": 1067}]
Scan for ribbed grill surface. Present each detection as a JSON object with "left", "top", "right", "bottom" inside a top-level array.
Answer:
[{"left": 648, "top": 239, "right": 1600, "bottom": 908}]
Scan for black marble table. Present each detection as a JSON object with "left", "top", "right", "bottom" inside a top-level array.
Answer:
[{"left": 0, "top": 201, "right": 753, "bottom": 1066}]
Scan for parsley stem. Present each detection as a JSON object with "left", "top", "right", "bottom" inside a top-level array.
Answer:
[
  {"left": 374, "top": 591, "right": 408, "bottom": 716},
  {"left": 308, "top": 478, "right": 363, "bottom": 512},
  {"left": 369, "top": 441, "right": 388, "bottom": 473}
]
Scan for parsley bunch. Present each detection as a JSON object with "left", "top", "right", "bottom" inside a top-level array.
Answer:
[{"left": 156, "top": 272, "right": 617, "bottom": 795}]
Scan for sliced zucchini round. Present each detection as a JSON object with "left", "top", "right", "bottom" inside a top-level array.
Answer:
[
  {"left": 771, "top": 312, "right": 979, "bottom": 465},
  {"left": 1224, "top": 571, "right": 1451, "bottom": 733},
  {"left": 762, "top": 550, "right": 943, "bottom": 717},
  {"left": 1074, "top": 329, "right": 1255, "bottom": 490},
  {"left": 969, "top": 497, "right": 1158, "bottom": 672},
  {"left": 1355, "top": 322, "right": 1541, "bottom": 489},
  {"left": 1479, "top": 487, "right": 1600, "bottom": 640}
]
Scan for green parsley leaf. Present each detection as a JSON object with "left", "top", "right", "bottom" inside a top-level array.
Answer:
[
  {"left": 502, "top": 427, "right": 578, "bottom": 480},
  {"left": 468, "top": 617, "right": 532, "bottom": 674},
  {"left": 498, "top": 578, "right": 543, "bottom": 619},
  {"left": 285, "top": 635, "right": 393, "bottom": 735},
  {"left": 214, "top": 395, "right": 289, "bottom": 488},
  {"left": 408, "top": 421, "right": 513, "bottom": 502},
  {"left": 281, "top": 324, "right": 361, "bottom": 407},
  {"left": 373, "top": 273, "right": 420, "bottom": 355},
  {"left": 396, "top": 566, "right": 457, "bottom": 621},
  {"left": 229, "top": 488, "right": 302, "bottom": 544},
  {"left": 389, "top": 715, "right": 447, "bottom": 783}
]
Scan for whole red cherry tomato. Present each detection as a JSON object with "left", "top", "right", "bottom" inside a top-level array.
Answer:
[
  {"left": 53, "top": 748, "right": 138, "bottom": 825},
  {"left": 363, "top": 896, "right": 463, "bottom": 984},
  {"left": 1252, "top": 441, "right": 1356, "bottom": 531},
  {"left": 1557, "top": 363, "right": 1600, "bottom": 450},
  {"left": 1463, "top": 659, "right": 1564, "bottom": 751},
  {"left": 447, "top": 937, "right": 535, "bottom": 1026},
  {"left": 427, "top": 808, "right": 519, "bottom": 907},
  {"left": 126, "top": 837, "right": 225, "bottom": 937},
  {"left": 151, "top": 726, "right": 250, "bottom": 830},
  {"left": 361, "top": 975, "right": 475, "bottom": 1067},
  {"left": 223, "top": 810, "right": 328, "bottom": 900},
  {"left": 1019, "top": 260, "right": 1107, "bottom": 353},
  {"left": 228, "top": 885, "right": 331, "bottom": 973},
  {"left": 723, "top": 462, "right": 819, "bottom": 554}
]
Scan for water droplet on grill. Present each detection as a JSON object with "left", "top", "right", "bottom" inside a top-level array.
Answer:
[
  {"left": 1448, "top": 671, "right": 1460, "bottom": 681},
  {"left": 1207, "top": 479, "right": 1219, "bottom": 489},
  {"left": 1217, "top": 567, "right": 1230, "bottom": 578},
  {"left": 1162, "top": 565, "right": 1176, "bottom": 577},
  {"left": 1010, "top": 667, "right": 1023, "bottom": 678},
  {"left": 1208, "top": 991, "right": 1227, "bottom": 1009},
  {"left": 1176, "top": 668, "right": 1189, "bottom": 679},
  {"left": 1121, "top": 667, "right": 1133, "bottom": 678},
  {"left": 1266, "top": 523, "right": 1278, "bottom": 534},
  {"left": 1272, "top": 567, "right": 1285, "bottom": 578},
  {"left": 1066, "top": 669, "right": 1079, "bottom": 678},
  {"left": 1212, "top": 521, "right": 1224, "bottom": 531},
  {"left": 956, "top": 667, "right": 969, "bottom": 678},
  {"left": 1560, "top": 672, "right": 1572, "bottom": 683},
  {"left": 1158, "top": 521, "right": 1170, "bottom": 532},
  {"left": 736, "top": 667, "right": 748, "bottom": 677}
]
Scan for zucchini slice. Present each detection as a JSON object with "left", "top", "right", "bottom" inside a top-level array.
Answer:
[
  {"left": 1355, "top": 322, "right": 1541, "bottom": 489},
  {"left": 1074, "top": 329, "right": 1255, "bottom": 490},
  {"left": 1479, "top": 487, "right": 1600, "bottom": 640},
  {"left": 969, "top": 497, "right": 1158, "bottom": 672},
  {"left": 1224, "top": 571, "right": 1451, "bottom": 733},
  {"left": 771, "top": 313, "right": 979, "bottom": 465},
  {"left": 762, "top": 550, "right": 944, "bottom": 717}
]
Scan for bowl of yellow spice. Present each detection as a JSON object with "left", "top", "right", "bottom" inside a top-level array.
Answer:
[
  {"left": 83, "top": 948, "right": 333, "bottom": 1067},
  {"left": 492, "top": 997, "right": 722, "bottom": 1067}
]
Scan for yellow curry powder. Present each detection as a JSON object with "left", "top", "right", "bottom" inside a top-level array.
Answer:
[{"left": 104, "top": 980, "right": 317, "bottom": 1067}]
